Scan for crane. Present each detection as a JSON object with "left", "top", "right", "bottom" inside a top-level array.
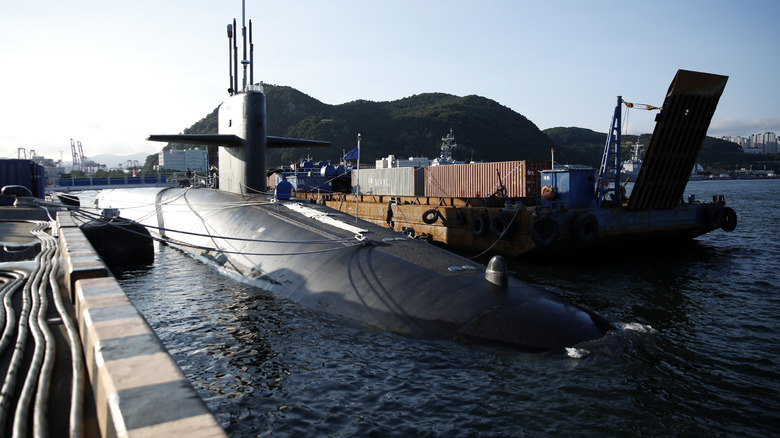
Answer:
[{"left": 70, "top": 139, "right": 81, "bottom": 172}]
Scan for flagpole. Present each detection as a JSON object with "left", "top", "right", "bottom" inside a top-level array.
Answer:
[{"left": 355, "top": 133, "right": 361, "bottom": 224}]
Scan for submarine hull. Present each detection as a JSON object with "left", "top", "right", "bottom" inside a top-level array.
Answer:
[{"left": 96, "top": 187, "right": 612, "bottom": 352}]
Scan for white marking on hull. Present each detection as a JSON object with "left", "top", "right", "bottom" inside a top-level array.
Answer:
[{"left": 282, "top": 202, "right": 368, "bottom": 236}]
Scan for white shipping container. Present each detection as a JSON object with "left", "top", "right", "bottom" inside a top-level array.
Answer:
[{"left": 353, "top": 167, "right": 425, "bottom": 196}]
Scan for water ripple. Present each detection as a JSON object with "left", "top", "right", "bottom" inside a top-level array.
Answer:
[{"left": 115, "top": 180, "right": 780, "bottom": 437}]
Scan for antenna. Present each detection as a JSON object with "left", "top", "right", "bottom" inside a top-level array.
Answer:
[
  {"left": 233, "top": 18, "right": 238, "bottom": 95},
  {"left": 227, "top": 23, "right": 234, "bottom": 94},
  {"left": 227, "top": 1, "right": 254, "bottom": 95},
  {"left": 249, "top": 20, "right": 254, "bottom": 86},
  {"left": 241, "top": 1, "right": 248, "bottom": 92}
]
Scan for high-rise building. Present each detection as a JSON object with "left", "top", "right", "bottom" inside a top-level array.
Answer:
[{"left": 722, "top": 132, "right": 777, "bottom": 154}]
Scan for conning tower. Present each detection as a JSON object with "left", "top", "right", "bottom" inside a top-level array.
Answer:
[{"left": 148, "top": 12, "right": 328, "bottom": 194}]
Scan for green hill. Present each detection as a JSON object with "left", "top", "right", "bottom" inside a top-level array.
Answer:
[
  {"left": 145, "top": 85, "right": 556, "bottom": 169},
  {"left": 144, "top": 84, "right": 778, "bottom": 172}
]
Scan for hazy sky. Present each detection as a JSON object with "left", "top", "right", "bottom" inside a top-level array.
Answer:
[{"left": 1, "top": 0, "right": 778, "bottom": 161}]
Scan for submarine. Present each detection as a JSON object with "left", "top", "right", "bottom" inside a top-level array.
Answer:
[{"left": 95, "top": 6, "right": 613, "bottom": 352}]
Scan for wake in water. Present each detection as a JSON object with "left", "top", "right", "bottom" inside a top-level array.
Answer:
[{"left": 566, "top": 322, "right": 658, "bottom": 359}]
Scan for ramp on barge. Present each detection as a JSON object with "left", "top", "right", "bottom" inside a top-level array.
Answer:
[{"left": 627, "top": 70, "right": 728, "bottom": 210}]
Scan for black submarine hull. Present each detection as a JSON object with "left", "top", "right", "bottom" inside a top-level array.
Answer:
[{"left": 96, "top": 187, "right": 613, "bottom": 352}]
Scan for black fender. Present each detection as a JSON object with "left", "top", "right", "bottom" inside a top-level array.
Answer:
[
  {"left": 81, "top": 217, "right": 154, "bottom": 269},
  {"left": 422, "top": 209, "right": 440, "bottom": 225},
  {"left": 702, "top": 204, "right": 724, "bottom": 230},
  {"left": 470, "top": 214, "right": 489, "bottom": 237},
  {"left": 530, "top": 216, "right": 561, "bottom": 248},
  {"left": 720, "top": 206, "right": 737, "bottom": 232},
  {"left": 571, "top": 212, "right": 599, "bottom": 243},
  {"left": 490, "top": 214, "right": 514, "bottom": 239},
  {"left": 454, "top": 209, "right": 468, "bottom": 226}
]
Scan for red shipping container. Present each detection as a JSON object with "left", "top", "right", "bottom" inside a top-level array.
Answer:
[{"left": 424, "top": 161, "right": 549, "bottom": 198}]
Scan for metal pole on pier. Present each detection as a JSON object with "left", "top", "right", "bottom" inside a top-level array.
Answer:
[{"left": 355, "top": 133, "right": 361, "bottom": 224}]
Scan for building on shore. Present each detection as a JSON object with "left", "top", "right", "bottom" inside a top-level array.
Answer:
[{"left": 158, "top": 148, "right": 209, "bottom": 172}]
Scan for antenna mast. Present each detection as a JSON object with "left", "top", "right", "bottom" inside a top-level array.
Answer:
[
  {"left": 241, "top": 0, "right": 248, "bottom": 92},
  {"left": 249, "top": 19, "right": 254, "bottom": 86},
  {"left": 227, "top": 23, "right": 234, "bottom": 94},
  {"left": 226, "top": 1, "right": 254, "bottom": 95}
]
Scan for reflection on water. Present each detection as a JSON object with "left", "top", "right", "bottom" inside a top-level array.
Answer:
[{"left": 116, "top": 180, "right": 780, "bottom": 437}]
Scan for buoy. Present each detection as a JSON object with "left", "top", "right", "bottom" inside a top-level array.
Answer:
[{"left": 541, "top": 185, "right": 557, "bottom": 200}]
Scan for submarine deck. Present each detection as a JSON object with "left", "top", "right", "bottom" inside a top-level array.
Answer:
[{"left": 267, "top": 197, "right": 485, "bottom": 275}]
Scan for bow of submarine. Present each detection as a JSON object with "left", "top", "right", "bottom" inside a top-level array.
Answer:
[
  {"left": 453, "top": 280, "right": 615, "bottom": 352},
  {"left": 326, "top": 227, "right": 615, "bottom": 353},
  {"left": 387, "top": 266, "right": 615, "bottom": 353}
]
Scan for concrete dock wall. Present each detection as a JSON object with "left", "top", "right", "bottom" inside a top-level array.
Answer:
[{"left": 56, "top": 211, "right": 226, "bottom": 437}]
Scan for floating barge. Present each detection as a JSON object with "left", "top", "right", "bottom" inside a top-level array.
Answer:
[{"left": 295, "top": 69, "right": 737, "bottom": 258}]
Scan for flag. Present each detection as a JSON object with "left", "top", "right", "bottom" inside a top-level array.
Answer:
[{"left": 344, "top": 148, "right": 359, "bottom": 160}]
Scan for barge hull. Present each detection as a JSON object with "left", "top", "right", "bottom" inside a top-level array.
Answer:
[{"left": 294, "top": 192, "right": 724, "bottom": 257}]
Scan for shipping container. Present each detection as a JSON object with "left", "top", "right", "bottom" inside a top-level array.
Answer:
[
  {"left": 353, "top": 167, "right": 425, "bottom": 196},
  {"left": 424, "top": 161, "right": 549, "bottom": 198},
  {"left": 0, "top": 159, "right": 46, "bottom": 206}
]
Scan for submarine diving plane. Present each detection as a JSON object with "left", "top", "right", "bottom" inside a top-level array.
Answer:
[{"left": 95, "top": 6, "right": 613, "bottom": 352}]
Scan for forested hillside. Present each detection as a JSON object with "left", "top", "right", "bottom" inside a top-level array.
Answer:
[
  {"left": 544, "top": 127, "right": 777, "bottom": 169},
  {"left": 143, "top": 85, "right": 777, "bottom": 171},
  {"left": 145, "top": 85, "right": 556, "bottom": 169}
]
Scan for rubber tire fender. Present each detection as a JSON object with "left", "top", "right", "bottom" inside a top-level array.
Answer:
[
  {"left": 489, "top": 214, "right": 514, "bottom": 239},
  {"left": 470, "top": 214, "right": 489, "bottom": 237},
  {"left": 702, "top": 204, "right": 725, "bottom": 230},
  {"left": 720, "top": 206, "right": 737, "bottom": 232},
  {"left": 422, "top": 209, "right": 440, "bottom": 224},
  {"left": 571, "top": 212, "right": 599, "bottom": 243},
  {"left": 454, "top": 209, "right": 468, "bottom": 226},
  {"left": 530, "top": 216, "right": 561, "bottom": 248}
]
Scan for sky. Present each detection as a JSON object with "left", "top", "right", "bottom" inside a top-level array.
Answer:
[{"left": 1, "top": 0, "right": 778, "bottom": 162}]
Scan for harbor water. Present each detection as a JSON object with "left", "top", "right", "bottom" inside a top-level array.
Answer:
[{"left": 114, "top": 179, "right": 780, "bottom": 437}]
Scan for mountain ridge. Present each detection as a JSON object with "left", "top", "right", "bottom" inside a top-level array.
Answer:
[
  {"left": 143, "top": 84, "right": 775, "bottom": 171},
  {"left": 146, "top": 84, "right": 558, "bottom": 169}
]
